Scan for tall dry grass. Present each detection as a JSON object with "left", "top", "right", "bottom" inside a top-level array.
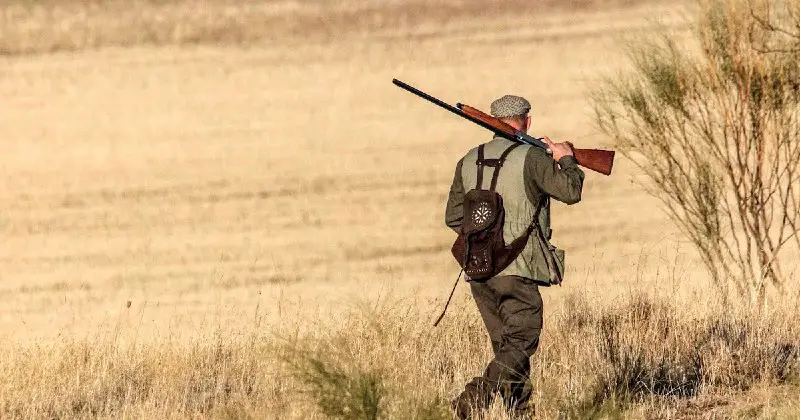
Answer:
[{"left": 1, "top": 290, "right": 798, "bottom": 419}]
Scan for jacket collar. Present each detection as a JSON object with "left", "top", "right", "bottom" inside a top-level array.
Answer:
[{"left": 491, "top": 134, "right": 517, "bottom": 146}]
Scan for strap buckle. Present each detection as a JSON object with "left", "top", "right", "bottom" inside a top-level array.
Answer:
[{"left": 477, "top": 158, "right": 501, "bottom": 168}]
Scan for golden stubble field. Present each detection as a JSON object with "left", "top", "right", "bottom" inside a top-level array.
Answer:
[
  {"left": 1, "top": 0, "right": 691, "bottom": 340},
  {"left": 2, "top": 1, "right": 799, "bottom": 418}
]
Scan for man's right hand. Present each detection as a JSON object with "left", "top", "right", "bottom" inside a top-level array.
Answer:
[{"left": 542, "top": 136, "right": 574, "bottom": 161}]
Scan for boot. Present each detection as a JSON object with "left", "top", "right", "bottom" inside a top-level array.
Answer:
[{"left": 451, "top": 378, "right": 493, "bottom": 419}]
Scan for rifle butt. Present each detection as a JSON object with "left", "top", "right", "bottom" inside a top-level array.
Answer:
[{"left": 573, "top": 149, "right": 615, "bottom": 176}]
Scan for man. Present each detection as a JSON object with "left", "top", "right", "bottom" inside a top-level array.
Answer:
[{"left": 444, "top": 94, "right": 584, "bottom": 418}]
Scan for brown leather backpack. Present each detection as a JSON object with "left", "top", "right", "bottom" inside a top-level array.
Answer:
[{"left": 450, "top": 143, "right": 541, "bottom": 281}]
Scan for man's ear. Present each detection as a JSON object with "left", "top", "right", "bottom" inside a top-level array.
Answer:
[{"left": 525, "top": 115, "right": 531, "bottom": 132}]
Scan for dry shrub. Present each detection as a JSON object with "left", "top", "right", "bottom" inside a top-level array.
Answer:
[
  {"left": 592, "top": 0, "right": 800, "bottom": 303},
  {"left": 289, "top": 355, "right": 385, "bottom": 420}
]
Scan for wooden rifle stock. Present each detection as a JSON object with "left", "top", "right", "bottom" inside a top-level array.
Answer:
[
  {"left": 572, "top": 148, "right": 616, "bottom": 176},
  {"left": 458, "top": 104, "right": 519, "bottom": 138},
  {"left": 459, "top": 104, "right": 616, "bottom": 176}
]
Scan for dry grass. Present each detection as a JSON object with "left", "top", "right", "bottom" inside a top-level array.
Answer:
[
  {"left": 2, "top": 0, "right": 799, "bottom": 418},
  {"left": 1, "top": 291, "right": 798, "bottom": 419}
]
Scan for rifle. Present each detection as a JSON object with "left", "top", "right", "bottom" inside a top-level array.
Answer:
[{"left": 392, "top": 79, "right": 615, "bottom": 176}]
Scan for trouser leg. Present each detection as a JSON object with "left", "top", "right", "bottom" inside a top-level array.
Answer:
[
  {"left": 454, "top": 276, "right": 543, "bottom": 418},
  {"left": 470, "top": 279, "right": 503, "bottom": 354},
  {"left": 452, "top": 280, "right": 502, "bottom": 419},
  {"left": 486, "top": 275, "right": 542, "bottom": 410}
]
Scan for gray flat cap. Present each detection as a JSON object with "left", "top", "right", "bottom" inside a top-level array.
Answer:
[{"left": 490, "top": 95, "right": 531, "bottom": 118}]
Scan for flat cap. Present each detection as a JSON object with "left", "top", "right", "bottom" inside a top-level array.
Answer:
[{"left": 490, "top": 95, "right": 531, "bottom": 118}]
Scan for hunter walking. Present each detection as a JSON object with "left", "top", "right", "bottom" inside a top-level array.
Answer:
[{"left": 445, "top": 95, "right": 584, "bottom": 418}]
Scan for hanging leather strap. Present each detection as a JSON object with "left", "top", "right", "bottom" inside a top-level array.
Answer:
[
  {"left": 506, "top": 195, "right": 546, "bottom": 252},
  {"left": 433, "top": 267, "right": 463, "bottom": 327}
]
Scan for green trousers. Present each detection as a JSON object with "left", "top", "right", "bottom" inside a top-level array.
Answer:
[{"left": 453, "top": 275, "right": 543, "bottom": 418}]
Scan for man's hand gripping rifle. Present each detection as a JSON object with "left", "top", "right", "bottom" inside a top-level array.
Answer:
[{"left": 392, "top": 79, "right": 615, "bottom": 176}]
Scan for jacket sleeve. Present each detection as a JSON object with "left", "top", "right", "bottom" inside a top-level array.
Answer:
[
  {"left": 524, "top": 147, "right": 584, "bottom": 205},
  {"left": 445, "top": 158, "right": 465, "bottom": 233}
]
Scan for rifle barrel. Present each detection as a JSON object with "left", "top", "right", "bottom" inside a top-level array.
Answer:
[{"left": 392, "top": 79, "right": 463, "bottom": 116}]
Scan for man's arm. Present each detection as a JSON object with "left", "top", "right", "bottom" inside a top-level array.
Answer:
[
  {"left": 445, "top": 158, "right": 465, "bottom": 232},
  {"left": 524, "top": 147, "right": 584, "bottom": 205}
]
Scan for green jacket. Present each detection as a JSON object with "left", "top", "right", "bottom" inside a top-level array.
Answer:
[{"left": 445, "top": 135, "right": 585, "bottom": 282}]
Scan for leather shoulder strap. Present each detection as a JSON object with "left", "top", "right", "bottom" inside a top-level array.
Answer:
[
  {"left": 530, "top": 196, "right": 547, "bottom": 229},
  {"left": 489, "top": 143, "right": 522, "bottom": 191},
  {"left": 517, "top": 195, "right": 547, "bottom": 240},
  {"left": 475, "top": 145, "right": 486, "bottom": 189}
]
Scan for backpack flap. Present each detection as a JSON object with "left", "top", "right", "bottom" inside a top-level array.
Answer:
[{"left": 462, "top": 189, "right": 502, "bottom": 235}]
